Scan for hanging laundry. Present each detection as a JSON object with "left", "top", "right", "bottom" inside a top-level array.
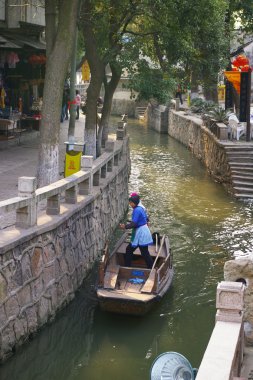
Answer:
[{"left": 7, "top": 52, "right": 19, "bottom": 68}]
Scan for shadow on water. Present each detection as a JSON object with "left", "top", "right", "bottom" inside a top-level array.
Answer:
[{"left": 1, "top": 118, "right": 253, "bottom": 379}]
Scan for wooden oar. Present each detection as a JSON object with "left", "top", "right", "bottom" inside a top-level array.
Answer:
[
  {"left": 151, "top": 235, "right": 165, "bottom": 273},
  {"left": 141, "top": 235, "right": 165, "bottom": 293}
]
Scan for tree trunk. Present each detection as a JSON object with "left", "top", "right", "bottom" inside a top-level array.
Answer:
[
  {"left": 190, "top": 70, "right": 199, "bottom": 99},
  {"left": 203, "top": 81, "right": 218, "bottom": 102},
  {"left": 82, "top": 0, "right": 104, "bottom": 158},
  {"left": 99, "top": 64, "right": 122, "bottom": 153},
  {"left": 37, "top": 1, "right": 79, "bottom": 187}
]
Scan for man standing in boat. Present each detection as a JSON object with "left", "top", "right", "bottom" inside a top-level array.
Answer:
[{"left": 119, "top": 194, "right": 153, "bottom": 268}]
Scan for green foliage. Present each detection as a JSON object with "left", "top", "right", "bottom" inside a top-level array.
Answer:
[
  {"left": 190, "top": 98, "right": 205, "bottom": 113},
  {"left": 207, "top": 107, "right": 231, "bottom": 123},
  {"left": 190, "top": 98, "right": 217, "bottom": 114},
  {"left": 126, "top": 61, "right": 176, "bottom": 104}
]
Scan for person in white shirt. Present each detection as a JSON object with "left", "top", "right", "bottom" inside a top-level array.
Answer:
[{"left": 75, "top": 90, "right": 81, "bottom": 120}]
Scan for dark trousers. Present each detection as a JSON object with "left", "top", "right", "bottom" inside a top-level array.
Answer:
[
  {"left": 76, "top": 105, "right": 80, "bottom": 120},
  {"left": 125, "top": 243, "right": 153, "bottom": 269},
  {"left": 176, "top": 92, "right": 183, "bottom": 104}
]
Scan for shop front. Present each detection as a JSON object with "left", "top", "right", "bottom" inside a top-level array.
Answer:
[{"left": 0, "top": 36, "right": 46, "bottom": 140}]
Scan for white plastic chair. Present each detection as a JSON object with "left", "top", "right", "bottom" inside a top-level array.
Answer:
[{"left": 228, "top": 114, "right": 246, "bottom": 140}]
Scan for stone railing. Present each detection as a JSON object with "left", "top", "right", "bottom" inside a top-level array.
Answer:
[
  {"left": 0, "top": 122, "right": 129, "bottom": 362},
  {"left": 0, "top": 122, "right": 127, "bottom": 232},
  {"left": 196, "top": 281, "right": 245, "bottom": 380}
]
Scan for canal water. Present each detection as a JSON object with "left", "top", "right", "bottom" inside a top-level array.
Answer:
[{"left": 1, "top": 119, "right": 253, "bottom": 380}]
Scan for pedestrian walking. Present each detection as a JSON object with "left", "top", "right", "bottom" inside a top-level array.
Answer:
[
  {"left": 176, "top": 83, "right": 183, "bottom": 105},
  {"left": 75, "top": 90, "right": 81, "bottom": 120}
]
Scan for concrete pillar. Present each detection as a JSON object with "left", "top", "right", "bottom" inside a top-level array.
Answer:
[{"left": 16, "top": 176, "right": 37, "bottom": 228}]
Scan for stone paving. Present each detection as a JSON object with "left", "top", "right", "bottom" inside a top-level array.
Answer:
[{"left": 0, "top": 115, "right": 86, "bottom": 229}]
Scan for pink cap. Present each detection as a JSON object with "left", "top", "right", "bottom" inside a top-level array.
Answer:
[{"left": 130, "top": 192, "right": 139, "bottom": 197}]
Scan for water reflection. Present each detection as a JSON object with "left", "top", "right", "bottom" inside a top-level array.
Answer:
[{"left": 1, "top": 118, "right": 253, "bottom": 379}]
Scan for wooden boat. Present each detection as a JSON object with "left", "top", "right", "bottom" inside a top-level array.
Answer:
[{"left": 97, "top": 232, "right": 174, "bottom": 316}]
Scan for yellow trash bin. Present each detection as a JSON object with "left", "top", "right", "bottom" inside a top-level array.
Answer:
[
  {"left": 64, "top": 150, "right": 82, "bottom": 177},
  {"left": 218, "top": 85, "right": 225, "bottom": 101}
]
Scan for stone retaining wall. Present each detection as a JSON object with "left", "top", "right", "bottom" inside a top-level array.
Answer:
[
  {"left": 0, "top": 137, "right": 130, "bottom": 362},
  {"left": 146, "top": 103, "right": 169, "bottom": 133},
  {"left": 169, "top": 110, "right": 232, "bottom": 186}
]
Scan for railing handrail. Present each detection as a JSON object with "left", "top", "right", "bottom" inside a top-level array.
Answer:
[{"left": 0, "top": 126, "right": 128, "bottom": 230}]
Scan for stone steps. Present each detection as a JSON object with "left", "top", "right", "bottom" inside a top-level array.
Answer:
[
  {"left": 231, "top": 167, "right": 253, "bottom": 173},
  {"left": 234, "top": 193, "right": 253, "bottom": 199},
  {"left": 135, "top": 106, "right": 147, "bottom": 119},
  {"left": 224, "top": 145, "right": 253, "bottom": 199},
  {"left": 232, "top": 174, "right": 253, "bottom": 181},
  {"left": 233, "top": 181, "right": 253, "bottom": 188}
]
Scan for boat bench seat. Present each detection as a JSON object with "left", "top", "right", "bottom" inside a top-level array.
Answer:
[
  {"left": 118, "top": 242, "right": 164, "bottom": 257},
  {"left": 103, "top": 264, "right": 120, "bottom": 289}
]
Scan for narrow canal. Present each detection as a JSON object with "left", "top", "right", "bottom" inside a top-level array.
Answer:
[{"left": 1, "top": 119, "right": 253, "bottom": 380}]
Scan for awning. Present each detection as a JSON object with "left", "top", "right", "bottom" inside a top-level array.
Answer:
[
  {"left": 0, "top": 33, "right": 46, "bottom": 50},
  {"left": 14, "top": 37, "right": 46, "bottom": 50},
  {"left": 0, "top": 36, "right": 22, "bottom": 49}
]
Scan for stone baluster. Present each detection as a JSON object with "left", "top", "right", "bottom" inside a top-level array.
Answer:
[
  {"left": 107, "top": 159, "right": 113, "bottom": 172},
  {"left": 114, "top": 154, "right": 119, "bottom": 166},
  {"left": 216, "top": 281, "right": 245, "bottom": 323},
  {"left": 65, "top": 185, "right": 78, "bottom": 204},
  {"left": 93, "top": 170, "right": 100, "bottom": 186},
  {"left": 116, "top": 121, "right": 126, "bottom": 140},
  {"left": 47, "top": 194, "right": 60, "bottom": 215},
  {"left": 175, "top": 98, "right": 180, "bottom": 111},
  {"left": 79, "top": 155, "right": 93, "bottom": 195},
  {"left": 101, "top": 164, "right": 107, "bottom": 178},
  {"left": 16, "top": 176, "right": 37, "bottom": 228},
  {"left": 105, "top": 140, "right": 115, "bottom": 152}
]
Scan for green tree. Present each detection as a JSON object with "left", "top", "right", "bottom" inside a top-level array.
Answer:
[
  {"left": 37, "top": 0, "right": 80, "bottom": 186},
  {"left": 80, "top": 0, "right": 148, "bottom": 157}
]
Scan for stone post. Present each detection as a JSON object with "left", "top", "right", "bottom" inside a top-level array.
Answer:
[
  {"left": 116, "top": 122, "right": 126, "bottom": 140},
  {"left": 47, "top": 194, "right": 60, "bottom": 215},
  {"left": 16, "top": 176, "right": 37, "bottom": 228},
  {"left": 175, "top": 98, "right": 180, "bottom": 111},
  {"left": 105, "top": 140, "right": 115, "bottom": 152},
  {"left": 79, "top": 155, "right": 93, "bottom": 195},
  {"left": 65, "top": 185, "right": 78, "bottom": 204},
  {"left": 216, "top": 281, "right": 245, "bottom": 323}
]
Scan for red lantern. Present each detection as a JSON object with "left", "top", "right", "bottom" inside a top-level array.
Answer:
[{"left": 232, "top": 54, "right": 249, "bottom": 68}]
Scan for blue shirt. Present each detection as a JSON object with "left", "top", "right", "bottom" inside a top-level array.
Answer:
[{"left": 132, "top": 206, "right": 148, "bottom": 228}]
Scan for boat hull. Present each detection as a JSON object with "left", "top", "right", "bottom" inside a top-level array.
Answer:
[
  {"left": 97, "top": 292, "right": 160, "bottom": 316},
  {"left": 97, "top": 233, "right": 173, "bottom": 316}
]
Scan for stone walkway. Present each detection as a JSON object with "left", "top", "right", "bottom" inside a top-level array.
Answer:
[{"left": 0, "top": 115, "right": 86, "bottom": 228}]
